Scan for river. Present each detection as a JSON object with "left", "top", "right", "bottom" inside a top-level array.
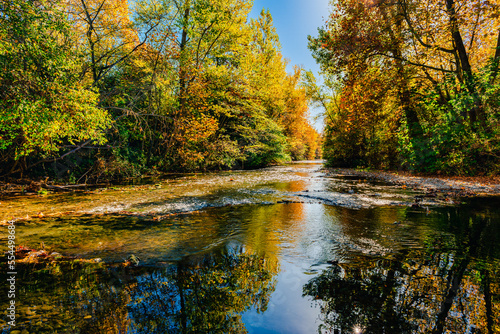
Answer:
[{"left": 1, "top": 161, "right": 499, "bottom": 333}]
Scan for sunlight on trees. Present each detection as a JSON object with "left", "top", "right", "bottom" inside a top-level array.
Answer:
[
  {"left": 309, "top": 0, "right": 500, "bottom": 174},
  {"left": 0, "top": 0, "right": 111, "bottom": 176},
  {"left": 0, "top": 0, "right": 321, "bottom": 180}
]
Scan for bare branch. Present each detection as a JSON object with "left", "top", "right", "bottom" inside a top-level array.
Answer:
[
  {"left": 397, "top": 0, "right": 455, "bottom": 54},
  {"left": 373, "top": 51, "right": 455, "bottom": 73}
]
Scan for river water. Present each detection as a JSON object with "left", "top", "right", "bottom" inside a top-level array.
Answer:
[{"left": 1, "top": 161, "right": 499, "bottom": 333}]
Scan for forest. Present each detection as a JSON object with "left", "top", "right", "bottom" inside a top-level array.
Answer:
[
  {"left": 0, "top": 0, "right": 320, "bottom": 182},
  {"left": 1, "top": 0, "right": 499, "bottom": 182},
  {"left": 307, "top": 0, "right": 500, "bottom": 175}
]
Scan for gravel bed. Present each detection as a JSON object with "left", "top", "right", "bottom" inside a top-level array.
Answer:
[{"left": 325, "top": 168, "right": 500, "bottom": 197}]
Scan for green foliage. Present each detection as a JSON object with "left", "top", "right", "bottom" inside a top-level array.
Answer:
[
  {"left": 236, "top": 112, "right": 291, "bottom": 168},
  {"left": 0, "top": 0, "right": 110, "bottom": 170},
  {"left": 0, "top": 0, "right": 319, "bottom": 180},
  {"left": 398, "top": 70, "right": 500, "bottom": 175},
  {"left": 103, "top": 2, "right": 312, "bottom": 173}
]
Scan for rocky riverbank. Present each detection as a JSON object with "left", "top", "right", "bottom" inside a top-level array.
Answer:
[{"left": 325, "top": 168, "right": 500, "bottom": 197}]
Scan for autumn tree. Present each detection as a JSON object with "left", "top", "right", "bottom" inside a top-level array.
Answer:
[
  {"left": 0, "top": 0, "right": 320, "bottom": 180},
  {"left": 241, "top": 10, "right": 320, "bottom": 162},
  {"left": 0, "top": 0, "right": 110, "bottom": 176},
  {"left": 310, "top": 0, "right": 500, "bottom": 174}
]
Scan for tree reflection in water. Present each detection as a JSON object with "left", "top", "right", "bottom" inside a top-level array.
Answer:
[
  {"left": 303, "top": 206, "right": 500, "bottom": 334},
  {"left": 128, "top": 247, "right": 278, "bottom": 333},
  {"left": 0, "top": 246, "right": 277, "bottom": 334}
]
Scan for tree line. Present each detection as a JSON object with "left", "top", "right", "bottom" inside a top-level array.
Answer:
[
  {"left": 0, "top": 0, "right": 321, "bottom": 182},
  {"left": 308, "top": 0, "right": 500, "bottom": 175}
]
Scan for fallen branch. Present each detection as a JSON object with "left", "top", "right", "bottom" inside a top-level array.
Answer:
[{"left": 42, "top": 184, "right": 90, "bottom": 192}]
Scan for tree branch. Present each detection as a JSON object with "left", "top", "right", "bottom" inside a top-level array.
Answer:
[
  {"left": 397, "top": 0, "right": 455, "bottom": 54},
  {"left": 373, "top": 51, "right": 455, "bottom": 73}
]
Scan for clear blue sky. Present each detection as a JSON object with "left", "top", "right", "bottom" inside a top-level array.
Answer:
[{"left": 248, "top": 0, "right": 331, "bottom": 131}]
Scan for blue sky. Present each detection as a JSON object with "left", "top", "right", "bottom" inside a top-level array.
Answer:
[{"left": 248, "top": 0, "right": 331, "bottom": 130}]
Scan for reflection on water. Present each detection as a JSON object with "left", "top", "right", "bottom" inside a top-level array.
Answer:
[
  {"left": 1, "top": 163, "right": 499, "bottom": 333},
  {"left": 303, "top": 199, "right": 500, "bottom": 334},
  {"left": 130, "top": 248, "right": 277, "bottom": 334},
  {"left": 0, "top": 249, "right": 277, "bottom": 334}
]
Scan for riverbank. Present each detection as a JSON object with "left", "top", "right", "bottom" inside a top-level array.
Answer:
[
  {"left": 0, "top": 172, "right": 165, "bottom": 197},
  {"left": 326, "top": 168, "right": 500, "bottom": 196},
  {"left": 3, "top": 164, "right": 500, "bottom": 198}
]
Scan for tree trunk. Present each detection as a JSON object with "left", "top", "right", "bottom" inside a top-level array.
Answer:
[
  {"left": 179, "top": 3, "right": 190, "bottom": 112},
  {"left": 489, "top": 30, "right": 500, "bottom": 84},
  {"left": 380, "top": 4, "right": 423, "bottom": 140},
  {"left": 432, "top": 216, "right": 487, "bottom": 334},
  {"left": 446, "top": 0, "right": 485, "bottom": 125}
]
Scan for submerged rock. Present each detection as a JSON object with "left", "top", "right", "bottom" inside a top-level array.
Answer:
[{"left": 126, "top": 254, "right": 140, "bottom": 266}]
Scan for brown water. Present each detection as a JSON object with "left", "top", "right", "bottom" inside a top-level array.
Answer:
[{"left": 1, "top": 161, "right": 499, "bottom": 333}]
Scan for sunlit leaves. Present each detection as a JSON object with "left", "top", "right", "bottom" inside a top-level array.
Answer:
[
  {"left": 0, "top": 0, "right": 111, "bottom": 166},
  {"left": 0, "top": 0, "right": 320, "bottom": 176},
  {"left": 310, "top": 0, "right": 500, "bottom": 173}
]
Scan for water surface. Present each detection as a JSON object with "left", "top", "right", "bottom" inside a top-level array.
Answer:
[{"left": 1, "top": 162, "right": 499, "bottom": 333}]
